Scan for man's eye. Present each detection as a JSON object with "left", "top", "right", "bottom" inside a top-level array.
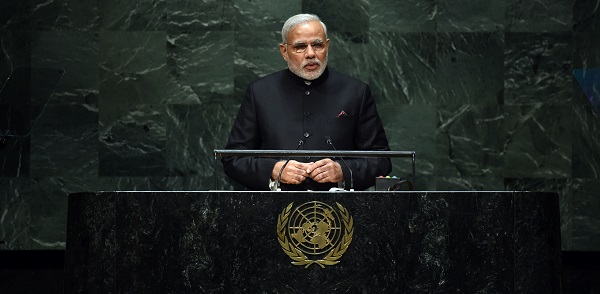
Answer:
[
  {"left": 312, "top": 43, "right": 324, "bottom": 49},
  {"left": 294, "top": 45, "right": 308, "bottom": 50}
]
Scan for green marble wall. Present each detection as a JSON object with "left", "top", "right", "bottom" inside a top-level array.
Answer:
[{"left": 0, "top": 0, "right": 598, "bottom": 251}]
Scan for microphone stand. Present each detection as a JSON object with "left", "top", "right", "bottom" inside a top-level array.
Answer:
[
  {"left": 325, "top": 137, "right": 354, "bottom": 191},
  {"left": 275, "top": 140, "right": 304, "bottom": 191}
]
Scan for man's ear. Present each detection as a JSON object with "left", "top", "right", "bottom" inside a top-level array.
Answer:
[{"left": 279, "top": 44, "right": 287, "bottom": 61}]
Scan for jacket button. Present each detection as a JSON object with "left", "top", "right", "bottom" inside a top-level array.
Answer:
[
  {"left": 304, "top": 112, "right": 310, "bottom": 117},
  {"left": 305, "top": 90, "right": 310, "bottom": 95},
  {"left": 303, "top": 132, "right": 310, "bottom": 138}
]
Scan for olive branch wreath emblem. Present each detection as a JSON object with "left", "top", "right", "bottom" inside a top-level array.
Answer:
[{"left": 277, "top": 201, "right": 354, "bottom": 268}]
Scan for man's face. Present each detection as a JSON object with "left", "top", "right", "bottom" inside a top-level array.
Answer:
[{"left": 279, "top": 21, "right": 330, "bottom": 80}]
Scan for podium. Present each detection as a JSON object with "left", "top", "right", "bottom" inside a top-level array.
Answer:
[{"left": 64, "top": 191, "right": 561, "bottom": 293}]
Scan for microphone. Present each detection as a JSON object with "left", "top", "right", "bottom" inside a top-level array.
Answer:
[
  {"left": 275, "top": 139, "right": 304, "bottom": 191},
  {"left": 325, "top": 136, "right": 354, "bottom": 191}
]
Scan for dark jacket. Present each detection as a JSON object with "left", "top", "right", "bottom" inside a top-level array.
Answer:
[{"left": 222, "top": 67, "right": 391, "bottom": 190}]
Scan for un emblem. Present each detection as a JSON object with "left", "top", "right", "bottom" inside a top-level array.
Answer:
[{"left": 277, "top": 201, "right": 354, "bottom": 268}]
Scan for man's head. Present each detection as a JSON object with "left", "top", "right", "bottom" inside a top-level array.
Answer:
[{"left": 279, "top": 14, "right": 329, "bottom": 81}]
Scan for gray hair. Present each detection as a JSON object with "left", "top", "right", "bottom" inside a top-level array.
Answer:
[{"left": 281, "top": 14, "right": 328, "bottom": 44}]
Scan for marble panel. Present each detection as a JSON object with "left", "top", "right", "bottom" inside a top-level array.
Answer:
[
  {"left": 0, "top": 0, "right": 30, "bottom": 30},
  {"left": 506, "top": 0, "right": 573, "bottom": 32},
  {"left": 95, "top": 175, "right": 239, "bottom": 192},
  {"left": 233, "top": 30, "right": 285, "bottom": 98},
  {"left": 435, "top": 176, "right": 505, "bottom": 191},
  {"left": 166, "top": 31, "right": 234, "bottom": 104},
  {"left": 574, "top": 0, "right": 600, "bottom": 32},
  {"left": 96, "top": 176, "right": 177, "bottom": 191},
  {"left": 572, "top": 179, "right": 600, "bottom": 250},
  {"left": 366, "top": 32, "right": 437, "bottom": 104},
  {"left": 436, "top": 105, "right": 506, "bottom": 177},
  {"left": 303, "top": 0, "right": 369, "bottom": 33},
  {"left": 165, "top": 104, "right": 238, "bottom": 184},
  {"left": 504, "top": 33, "right": 572, "bottom": 105},
  {"left": 100, "top": 31, "right": 166, "bottom": 74},
  {"left": 574, "top": 32, "right": 600, "bottom": 69},
  {"left": 0, "top": 138, "right": 30, "bottom": 177},
  {"left": 30, "top": 31, "right": 99, "bottom": 105},
  {"left": 0, "top": 31, "right": 31, "bottom": 77},
  {"left": 26, "top": 177, "right": 69, "bottom": 249},
  {"left": 369, "top": 0, "right": 437, "bottom": 32},
  {"left": 503, "top": 105, "right": 572, "bottom": 178},
  {"left": 99, "top": 104, "right": 167, "bottom": 176},
  {"left": 234, "top": 0, "right": 301, "bottom": 31},
  {"left": 572, "top": 105, "right": 600, "bottom": 178},
  {"left": 99, "top": 68, "right": 169, "bottom": 107},
  {"left": 0, "top": 177, "right": 99, "bottom": 250},
  {"left": 434, "top": 32, "right": 504, "bottom": 105},
  {"left": 436, "top": 0, "right": 504, "bottom": 32},
  {"left": 327, "top": 31, "right": 369, "bottom": 83},
  {"left": 29, "top": 103, "right": 98, "bottom": 177},
  {"left": 504, "top": 178, "right": 573, "bottom": 250},
  {"left": 0, "top": 178, "right": 31, "bottom": 249},
  {"left": 379, "top": 104, "right": 437, "bottom": 178},
  {"left": 414, "top": 174, "right": 437, "bottom": 191},
  {"left": 29, "top": 0, "right": 99, "bottom": 31},
  {"left": 99, "top": 31, "right": 168, "bottom": 106},
  {"left": 99, "top": 0, "right": 235, "bottom": 31}
]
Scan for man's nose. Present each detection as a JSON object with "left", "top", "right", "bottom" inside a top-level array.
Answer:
[{"left": 305, "top": 44, "right": 316, "bottom": 57}]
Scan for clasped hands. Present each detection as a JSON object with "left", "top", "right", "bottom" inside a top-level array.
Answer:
[{"left": 272, "top": 158, "right": 343, "bottom": 185}]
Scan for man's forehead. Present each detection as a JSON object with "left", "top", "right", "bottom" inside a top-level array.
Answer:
[{"left": 287, "top": 21, "right": 325, "bottom": 41}]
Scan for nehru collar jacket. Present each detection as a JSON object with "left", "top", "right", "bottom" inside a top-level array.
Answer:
[{"left": 223, "top": 66, "right": 391, "bottom": 191}]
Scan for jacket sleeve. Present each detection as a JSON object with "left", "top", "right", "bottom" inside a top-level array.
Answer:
[
  {"left": 341, "top": 84, "right": 392, "bottom": 190},
  {"left": 221, "top": 84, "right": 278, "bottom": 190}
]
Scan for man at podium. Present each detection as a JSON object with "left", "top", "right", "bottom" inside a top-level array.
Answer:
[{"left": 222, "top": 14, "right": 391, "bottom": 191}]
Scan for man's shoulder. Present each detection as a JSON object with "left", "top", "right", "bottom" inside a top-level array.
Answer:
[
  {"left": 250, "top": 69, "right": 287, "bottom": 86},
  {"left": 327, "top": 68, "right": 368, "bottom": 87}
]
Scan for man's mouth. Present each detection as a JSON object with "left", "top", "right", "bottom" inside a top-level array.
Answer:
[{"left": 304, "top": 63, "right": 319, "bottom": 70}]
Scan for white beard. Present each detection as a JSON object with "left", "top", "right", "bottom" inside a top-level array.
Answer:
[{"left": 287, "top": 53, "right": 328, "bottom": 81}]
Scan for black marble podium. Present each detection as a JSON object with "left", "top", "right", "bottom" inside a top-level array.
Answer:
[{"left": 64, "top": 191, "right": 561, "bottom": 293}]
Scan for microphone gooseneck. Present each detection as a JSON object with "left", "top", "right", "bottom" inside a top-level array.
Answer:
[
  {"left": 276, "top": 139, "right": 304, "bottom": 191},
  {"left": 325, "top": 136, "right": 354, "bottom": 191}
]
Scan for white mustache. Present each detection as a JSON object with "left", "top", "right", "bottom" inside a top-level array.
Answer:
[{"left": 302, "top": 59, "right": 322, "bottom": 68}]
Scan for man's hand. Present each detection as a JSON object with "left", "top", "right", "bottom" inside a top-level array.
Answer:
[
  {"left": 306, "top": 158, "right": 343, "bottom": 183},
  {"left": 272, "top": 160, "right": 311, "bottom": 185}
]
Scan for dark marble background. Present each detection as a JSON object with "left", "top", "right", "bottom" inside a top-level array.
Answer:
[{"left": 0, "top": 0, "right": 598, "bottom": 252}]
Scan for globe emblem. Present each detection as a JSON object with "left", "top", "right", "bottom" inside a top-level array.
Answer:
[{"left": 288, "top": 201, "right": 343, "bottom": 255}]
